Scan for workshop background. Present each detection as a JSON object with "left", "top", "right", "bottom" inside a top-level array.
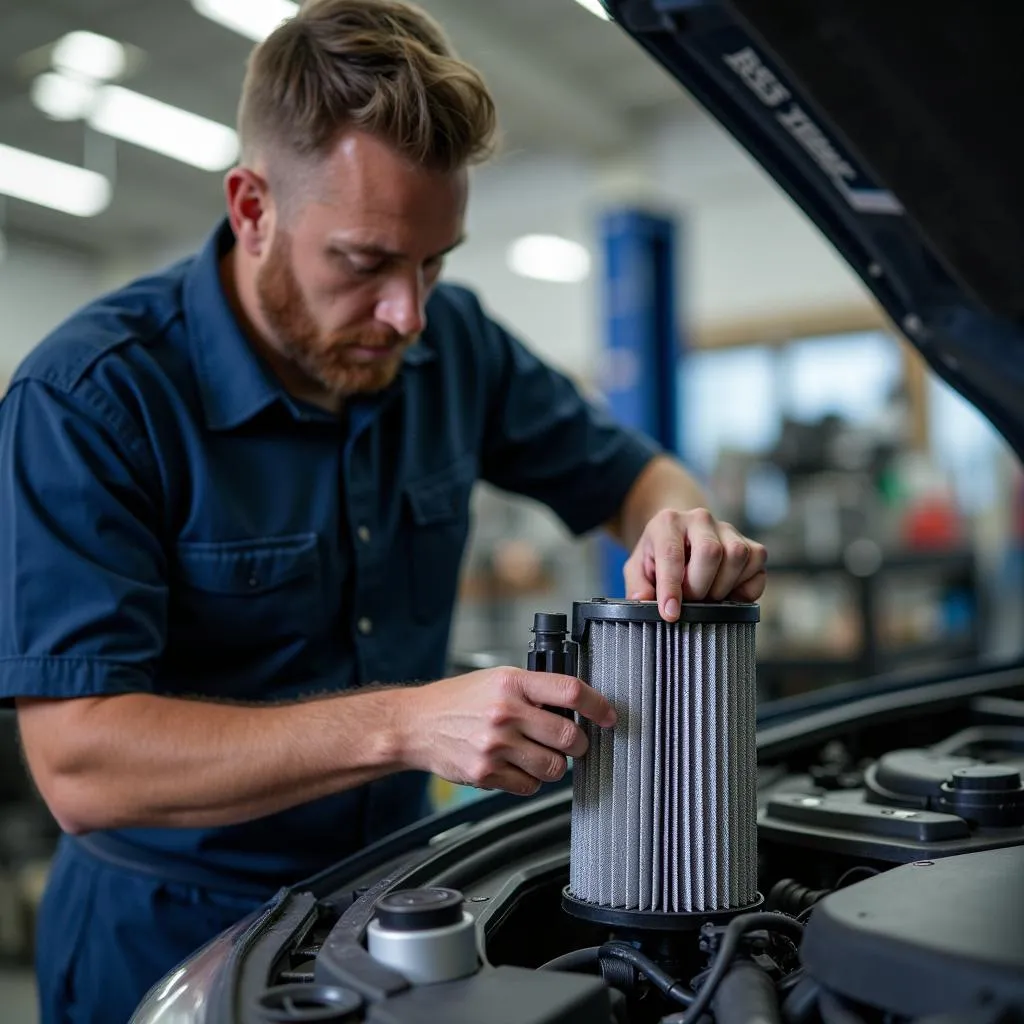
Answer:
[{"left": 1, "top": 0, "right": 1023, "bottom": 1017}]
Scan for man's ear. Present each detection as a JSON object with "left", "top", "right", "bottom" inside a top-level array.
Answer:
[{"left": 224, "top": 166, "right": 274, "bottom": 258}]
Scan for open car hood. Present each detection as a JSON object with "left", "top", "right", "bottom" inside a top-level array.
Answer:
[{"left": 609, "top": 0, "right": 1024, "bottom": 461}]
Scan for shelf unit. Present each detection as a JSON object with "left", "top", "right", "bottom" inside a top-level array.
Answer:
[{"left": 757, "top": 549, "right": 981, "bottom": 699}]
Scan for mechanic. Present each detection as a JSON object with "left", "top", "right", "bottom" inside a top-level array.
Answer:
[{"left": 0, "top": 2, "right": 767, "bottom": 1021}]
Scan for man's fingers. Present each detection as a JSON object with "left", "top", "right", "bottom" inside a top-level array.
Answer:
[
  {"left": 674, "top": 512, "right": 722, "bottom": 602},
  {"left": 471, "top": 764, "right": 543, "bottom": 797},
  {"left": 623, "top": 552, "right": 655, "bottom": 601},
  {"left": 648, "top": 515, "right": 686, "bottom": 619},
  {"left": 518, "top": 672, "right": 616, "bottom": 728},
  {"left": 708, "top": 524, "right": 752, "bottom": 601},
  {"left": 504, "top": 770, "right": 544, "bottom": 797},
  {"left": 729, "top": 570, "right": 767, "bottom": 602},
  {"left": 506, "top": 739, "right": 570, "bottom": 785},
  {"left": 719, "top": 537, "right": 767, "bottom": 601},
  {"left": 521, "top": 705, "right": 590, "bottom": 758},
  {"left": 746, "top": 540, "right": 768, "bottom": 578}
]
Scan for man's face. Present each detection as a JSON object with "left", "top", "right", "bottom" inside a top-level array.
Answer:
[{"left": 255, "top": 131, "right": 468, "bottom": 397}]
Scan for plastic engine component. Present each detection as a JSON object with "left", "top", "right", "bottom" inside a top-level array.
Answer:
[
  {"left": 801, "top": 845, "right": 1024, "bottom": 1016},
  {"left": 864, "top": 749, "right": 1024, "bottom": 827},
  {"left": 364, "top": 965, "right": 612, "bottom": 1024},
  {"left": 865, "top": 750, "right": 976, "bottom": 807},
  {"left": 256, "top": 984, "right": 363, "bottom": 1023}
]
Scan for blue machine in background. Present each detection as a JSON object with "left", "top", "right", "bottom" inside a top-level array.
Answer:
[{"left": 599, "top": 208, "right": 685, "bottom": 595}]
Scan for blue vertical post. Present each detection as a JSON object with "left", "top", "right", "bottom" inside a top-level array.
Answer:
[{"left": 599, "top": 209, "right": 684, "bottom": 597}]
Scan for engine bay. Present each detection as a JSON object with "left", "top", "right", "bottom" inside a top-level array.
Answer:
[{"left": 223, "top": 660, "right": 1024, "bottom": 1024}]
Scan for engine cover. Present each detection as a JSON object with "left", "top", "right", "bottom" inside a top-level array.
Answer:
[
  {"left": 759, "top": 724, "right": 1024, "bottom": 861},
  {"left": 801, "top": 845, "right": 1024, "bottom": 1015},
  {"left": 362, "top": 966, "right": 610, "bottom": 1024}
]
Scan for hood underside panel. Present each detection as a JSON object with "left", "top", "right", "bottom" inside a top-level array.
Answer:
[{"left": 612, "top": 0, "right": 1024, "bottom": 459}]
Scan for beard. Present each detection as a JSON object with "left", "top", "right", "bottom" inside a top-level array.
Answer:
[{"left": 255, "top": 233, "right": 414, "bottom": 396}]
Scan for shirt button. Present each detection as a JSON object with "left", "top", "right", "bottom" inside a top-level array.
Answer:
[
  {"left": 357, "top": 617, "right": 374, "bottom": 636},
  {"left": 357, "top": 525, "right": 371, "bottom": 544},
  {"left": 248, "top": 575, "right": 259, "bottom": 588}
]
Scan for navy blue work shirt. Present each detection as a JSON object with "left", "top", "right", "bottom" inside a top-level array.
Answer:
[{"left": 0, "top": 219, "right": 659, "bottom": 889}]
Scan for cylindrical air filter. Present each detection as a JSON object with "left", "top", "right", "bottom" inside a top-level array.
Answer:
[{"left": 564, "top": 599, "right": 761, "bottom": 929}]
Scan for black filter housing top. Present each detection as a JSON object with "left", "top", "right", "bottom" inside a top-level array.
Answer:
[
  {"left": 570, "top": 598, "right": 759, "bottom": 642},
  {"left": 801, "top": 845, "right": 1024, "bottom": 1016}
]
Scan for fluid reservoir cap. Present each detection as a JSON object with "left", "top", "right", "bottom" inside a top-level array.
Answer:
[
  {"left": 950, "top": 765, "right": 1022, "bottom": 792},
  {"left": 375, "top": 887, "right": 464, "bottom": 933},
  {"left": 939, "top": 764, "right": 1024, "bottom": 828}
]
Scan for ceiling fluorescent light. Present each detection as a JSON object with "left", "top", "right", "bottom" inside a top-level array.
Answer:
[
  {"left": 32, "top": 71, "right": 98, "bottom": 121},
  {"left": 573, "top": 0, "right": 612, "bottom": 20},
  {"left": 0, "top": 143, "right": 111, "bottom": 217},
  {"left": 508, "top": 235, "right": 592, "bottom": 284},
  {"left": 52, "top": 30, "right": 127, "bottom": 82},
  {"left": 88, "top": 86, "right": 239, "bottom": 171},
  {"left": 190, "top": 0, "right": 299, "bottom": 42}
]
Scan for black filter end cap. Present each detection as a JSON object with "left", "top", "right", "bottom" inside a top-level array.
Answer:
[
  {"left": 532, "top": 612, "right": 568, "bottom": 634},
  {"left": 375, "top": 887, "right": 465, "bottom": 933}
]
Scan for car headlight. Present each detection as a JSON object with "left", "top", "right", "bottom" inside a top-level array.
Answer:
[{"left": 128, "top": 917, "right": 252, "bottom": 1024}]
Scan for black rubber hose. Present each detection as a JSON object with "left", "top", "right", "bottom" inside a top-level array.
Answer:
[
  {"left": 818, "top": 989, "right": 870, "bottom": 1024},
  {"left": 768, "top": 879, "right": 831, "bottom": 916},
  {"left": 835, "top": 866, "right": 879, "bottom": 890},
  {"left": 711, "top": 961, "right": 784, "bottom": 1024},
  {"left": 777, "top": 968, "right": 806, "bottom": 996},
  {"left": 600, "top": 942, "right": 695, "bottom": 1006},
  {"left": 660, "top": 912, "right": 805, "bottom": 1024},
  {"left": 778, "top": 867, "right": 880, "bottom": 923},
  {"left": 538, "top": 946, "right": 601, "bottom": 972},
  {"left": 782, "top": 977, "right": 822, "bottom": 1024}
]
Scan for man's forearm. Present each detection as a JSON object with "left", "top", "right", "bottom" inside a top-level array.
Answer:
[
  {"left": 609, "top": 454, "right": 710, "bottom": 550},
  {"left": 17, "top": 688, "right": 412, "bottom": 834}
]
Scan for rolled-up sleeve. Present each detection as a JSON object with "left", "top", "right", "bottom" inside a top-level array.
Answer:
[
  {"left": 472, "top": 298, "right": 662, "bottom": 536},
  {"left": 0, "top": 378, "right": 167, "bottom": 704}
]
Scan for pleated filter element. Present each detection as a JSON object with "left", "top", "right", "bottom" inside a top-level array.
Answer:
[{"left": 567, "top": 600, "right": 759, "bottom": 919}]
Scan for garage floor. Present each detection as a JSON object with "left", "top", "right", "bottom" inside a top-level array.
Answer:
[{"left": 0, "top": 969, "right": 38, "bottom": 1022}]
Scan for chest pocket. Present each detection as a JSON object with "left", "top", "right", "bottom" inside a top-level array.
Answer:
[
  {"left": 405, "top": 458, "right": 475, "bottom": 625},
  {"left": 171, "top": 533, "right": 323, "bottom": 651}
]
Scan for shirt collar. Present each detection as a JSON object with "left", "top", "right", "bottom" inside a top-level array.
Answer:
[{"left": 183, "top": 218, "right": 436, "bottom": 432}]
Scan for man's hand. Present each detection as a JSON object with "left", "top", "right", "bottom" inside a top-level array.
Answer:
[
  {"left": 624, "top": 507, "right": 767, "bottom": 620},
  {"left": 399, "top": 668, "right": 617, "bottom": 797}
]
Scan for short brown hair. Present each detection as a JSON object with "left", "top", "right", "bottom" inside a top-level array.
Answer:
[{"left": 237, "top": 0, "right": 498, "bottom": 173}]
